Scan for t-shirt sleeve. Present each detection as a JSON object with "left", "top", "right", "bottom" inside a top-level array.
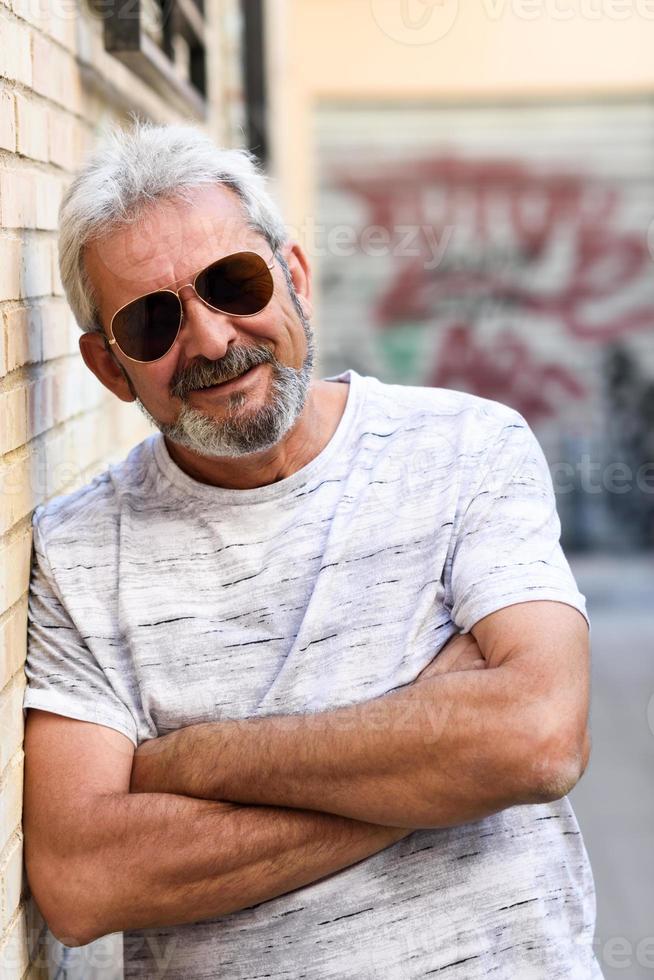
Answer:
[
  {"left": 449, "top": 411, "right": 589, "bottom": 635},
  {"left": 23, "top": 512, "right": 138, "bottom": 745}
]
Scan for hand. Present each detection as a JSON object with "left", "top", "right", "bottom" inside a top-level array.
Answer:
[{"left": 415, "top": 630, "right": 487, "bottom": 684}]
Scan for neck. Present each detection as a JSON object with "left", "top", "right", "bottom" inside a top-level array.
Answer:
[{"left": 164, "top": 379, "right": 349, "bottom": 490}]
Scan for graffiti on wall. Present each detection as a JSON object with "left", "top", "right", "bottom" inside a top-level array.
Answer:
[
  {"left": 319, "top": 149, "right": 654, "bottom": 549},
  {"left": 331, "top": 156, "right": 654, "bottom": 421}
]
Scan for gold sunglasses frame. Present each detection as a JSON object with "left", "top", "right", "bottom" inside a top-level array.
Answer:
[{"left": 107, "top": 250, "right": 277, "bottom": 364}]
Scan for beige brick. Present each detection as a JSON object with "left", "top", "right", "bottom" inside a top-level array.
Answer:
[
  {"left": 51, "top": 368, "right": 70, "bottom": 426},
  {"left": 47, "top": 107, "right": 75, "bottom": 171},
  {"left": 0, "top": 751, "right": 24, "bottom": 857},
  {"left": 0, "top": 238, "right": 22, "bottom": 303},
  {"left": 0, "top": 387, "right": 27, "bottom": 456},
  {"left": 19, "top": 238, "right": 52, "bottom": 300},
  {"left": 0, "top": 907, "right": 29, "bottom": 978},
  {"left": 0, "top": 424, "right": 88, "bottom": 532},
  {"left": 11, "top": 0, "right": 49, "bottom": 30},
  {"left": 33, "top": 174, "right": 60, "bottom": 232},
  {"left": 29, "top": 32, "right": 52, "bottom": 101},
  {"left": 48, "top": 366, "right": 68, "bottom": 427},
  {"left": 39, "top": 426, "right": 62, "bottom": 497},
  {"left": 4, "top": 306, "right": 42, "bottom": 372},
  {"left": 40, "top": 300, "right": 77, "bottom": 360},
  {"left": 76, "top": 120, "right": 94, "bottom": 161},
  {"left": 55, "top": 360, "right": 103, "bottom": 424},
  {"left": 0, "top": 451, "right": 36, "bottom": 537},
  {"left": 0, "top": 834, "right": 23, "bottom": 934},
  {"left": 0, "top": 172, "right": 36, "bottom": 230},
  {"left": 50, "top": 241, "right": 63, "bottom": 297},
  {"left": 46, "top": 0, "right": 77, "bottom": 52},
  {"left": 14, "top": 94, "right": 48, "bottom": 164},
  {"left": 18, "top": 0, "right": 57, "bottom": 39},
  {"left": 0, "top": 89, "right": 15, "bottom": 153},
  {"left": 31, "top": 33, "right": 80, "bottom": 114},
  {"left": 25, "top": 372, "right": 56, "bottom": 439},
  {"left": 0, "top": 14, "right": 32, "bottom": 86},
  {"left": 44, "top": 424, "right": 91, "bottom": 498},
  {"left": 0, "top": 599, "right": 28, "bottom": 691},
  {"left": 0, "top": 531, "right": 31, "bottom": 615},
  {"left": 0, "top": 675, "right": 26, "bottom": 773}
]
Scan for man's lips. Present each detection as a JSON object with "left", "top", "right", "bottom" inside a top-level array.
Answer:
[{"left": 187, "top": 363, "right": 264, "bottom": 397}]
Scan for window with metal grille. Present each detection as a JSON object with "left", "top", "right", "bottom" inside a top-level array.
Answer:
[{"left": 101, "top": 0, "right": 207, "bottom": 117}]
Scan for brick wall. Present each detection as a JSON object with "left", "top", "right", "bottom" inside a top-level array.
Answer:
[{"left": 0, "top": 1, "right": 244, "bottom": 975}]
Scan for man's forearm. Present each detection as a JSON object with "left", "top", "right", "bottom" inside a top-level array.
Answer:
[
  {"left": 131, "top": 661, "right": 567, "bottom": 830},
  {"left": 37, "top": 791, "right": 408, "bottom": 947}
]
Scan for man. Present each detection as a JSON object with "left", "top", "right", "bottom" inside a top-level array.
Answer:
[{"left": 23, "top": 122, "right": 601, "bottom": 979}]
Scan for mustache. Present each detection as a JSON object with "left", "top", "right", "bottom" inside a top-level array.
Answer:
[{"left": 170, "top": 344, "right": 276, "bottom": 400}]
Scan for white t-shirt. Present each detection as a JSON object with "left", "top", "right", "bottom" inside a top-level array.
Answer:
[{"left": 24, "top": 371, "right": 601, "bottom": 979}]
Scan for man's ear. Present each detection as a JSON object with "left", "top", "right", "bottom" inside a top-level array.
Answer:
[
  {"left": 281, "top": 241, "right": 313, "bottom": 319},
  {"left": 78, "top": 331, "right": 137, "bottom": 403}
]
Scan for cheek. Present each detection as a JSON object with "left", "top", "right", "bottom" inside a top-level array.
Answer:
[
  {"left": 127, "top": 359, "right": 178, "bottom": 405},
  {"left": 230, "top": 308, "right": 288, "bottom": 354},
  {"left": 260, "top": 300, "right": 305, "bottom": 353},
  {"left": 150, "top": 362, "right": 179, "bottom": 400}
]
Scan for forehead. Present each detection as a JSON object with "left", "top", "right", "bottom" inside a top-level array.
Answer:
[{"left": 84, "top": 184, "right": 263, "bottom": 318}]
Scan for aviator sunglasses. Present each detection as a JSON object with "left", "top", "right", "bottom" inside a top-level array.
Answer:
[{"left": 107, "top": 250, "right": 276, "bottom": 363}]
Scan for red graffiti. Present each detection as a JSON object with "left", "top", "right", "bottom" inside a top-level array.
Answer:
[
  {"left": 333, "top": 156, "right": 654, "bottom": 343},
  {"left": 430, "top": 323, "right": 586, "bottom": 422}
]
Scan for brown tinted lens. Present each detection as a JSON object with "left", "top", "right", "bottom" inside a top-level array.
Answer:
[
  {"left": 112, "top": 291, "right": 182, "bottom": 361},
  {"left": 195, "top": 252, "right": 274, "bottom": 316}
]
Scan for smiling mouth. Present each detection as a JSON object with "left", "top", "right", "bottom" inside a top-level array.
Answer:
[
  {"left": 195, "top": 369, "right": 248, "bottom": 389},
  {"left": 195, "top": 377, "right": 239, "bottom": 391},
  {"left": 189, "top": 364, "right": 260, "bottom": 394}
]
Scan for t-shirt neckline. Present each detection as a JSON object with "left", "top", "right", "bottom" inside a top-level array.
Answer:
[{"left": 150, "top": 369, "right": 364, "bottom": 505}]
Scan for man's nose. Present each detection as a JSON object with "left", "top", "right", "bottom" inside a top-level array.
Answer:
[{"left": 176, "top": 285, "right": 239, "bottom": 361}]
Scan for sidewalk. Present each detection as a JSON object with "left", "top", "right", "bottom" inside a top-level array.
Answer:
[{"left": 570, "top": 555, "right": 654, "bottom": 980}]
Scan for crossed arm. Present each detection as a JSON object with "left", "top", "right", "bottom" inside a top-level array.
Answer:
[
  {"left": 24, "top": 600, "right": 590, "bottom": 947},
  {"left": 131, "top": 601, "right": 591, "bottom": 827}
]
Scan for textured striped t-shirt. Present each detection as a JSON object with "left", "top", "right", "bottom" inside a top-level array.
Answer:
[{"left": 24, "top": 370, "right": 601, "bottom": 979}]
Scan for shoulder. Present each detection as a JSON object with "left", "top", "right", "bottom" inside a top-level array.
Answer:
[
  {"left": 32, "top": 436, "right": 157, "bottom": 554},
  {"left": 353, "top": 372, "right": 529, "bottom": 446}
]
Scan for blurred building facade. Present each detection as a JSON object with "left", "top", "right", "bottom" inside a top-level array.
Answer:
[{"left": 265, "top": 0, "right": 654, "bottom": 556}]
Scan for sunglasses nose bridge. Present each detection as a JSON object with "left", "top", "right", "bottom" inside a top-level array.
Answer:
[
  {"left": 176, "top": 284, "right": 239, "bottom": 361},
  {"left": 176, "top": 281, "right": 201, "bottom": 303},
  {"left": 177, "top": 281, "right": 225, "bottom": 320}
]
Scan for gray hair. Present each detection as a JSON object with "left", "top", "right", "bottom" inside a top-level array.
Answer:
[{"left": 58, "top": 120, "right": 288, "bottom": 333}]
